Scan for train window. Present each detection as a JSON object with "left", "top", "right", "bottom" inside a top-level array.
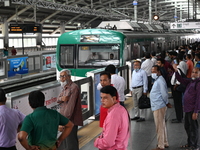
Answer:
[
  {"left": 60, "top": 45, "right": 74, "bottom": 68},
  {"left": 78, "top": 44, "right": 119, "bottom": 68}
]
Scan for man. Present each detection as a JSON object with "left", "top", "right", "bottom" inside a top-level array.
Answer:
[
  {"left": 174, "top": 67, "right": 200, "bottom": 150},
  {"left": 97, "top": 71, "right": 119, "bottom": 127},
  {"left": 170, "top": 53, "right": 187, "bottom": 123},
  {"left": 18, "top": 90, "right": 74, "bottom": 150},
  {"left": 186, "top": 54, "right": 194, "bottom": 78},
  {"left": 151, "top": 51, "right": 157, "bottom": 65},
  {"left": 105, "top": 64, "right": 126, "bottom": 106},
  {"left": 130, "top": 60, "right": 148, "bottom": 122},
  {"left": 11, "top": 46, "right": 17, "bottom": 55},
  {"left": 57, "top": 69, "right": 83, "bottom": 150},
  {"left": 94, "top": 86, "right": 130, "bottom": 150},
  {"left": 141, "top": 52, "right": 154, "bottom": 92},
  {"left": 177, "top": 53, "right": 188, "bottom": 75},
  {"left": 0, "top": 88, "right": 25, "bottom": 150},
  {"left": 195, "top": 53, "right": 200, "bottom": 68},
  {"left": 150, "top": 65, "right": 169, "bottom": 150},
  {"left": 157, "top": 58, "right": 168, "bottom": 82}
]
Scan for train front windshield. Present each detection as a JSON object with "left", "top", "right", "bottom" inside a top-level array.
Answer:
[{"left": 78, "top": 44, "right": 119, "bottom": 67}]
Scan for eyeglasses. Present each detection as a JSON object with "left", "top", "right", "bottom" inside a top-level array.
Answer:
[{"left": 59, "top": 75, "right": 67, "bottom": 78}]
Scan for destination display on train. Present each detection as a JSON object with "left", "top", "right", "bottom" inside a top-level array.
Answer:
[
  {"left": 80, "top": 35, "right": 100, "bottom": 42},
  {"left": 9, "top": 24, "right": 42, "bottom": 33}
]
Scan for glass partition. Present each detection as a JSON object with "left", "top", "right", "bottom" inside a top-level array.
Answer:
[
  {"left": 0, "top": 59, "right": 6, "bottom": 78},
  {"left": 60, "top": 45, "right": 74, "bottom": 68}
]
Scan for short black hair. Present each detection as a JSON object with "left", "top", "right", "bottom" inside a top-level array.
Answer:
[
  {"left": 152, "top": 65, "right": 161, "bottom": 72},
  {"left": 177, "top": 53, "right": 184, "bottom": 61},
  {"left": 105, "top": 64, "right": 116, "bottom": 74},
  {"left": 145, "top": 52, "right": 151, "bottom": 58},
  {"left": 100, "top": 71, "right": 111, "bottom": 79},
  {"left": 100, "top": 85, "right": 117, "bottom": 97},
  {"left": 151, "top": 51, "right": 156, "bottom": 56},
  {"left": 186, "top": 54, "right": 192, "bottom": 59},
  {"left": 28, "top": 90, "right": 45, "bottom": 108},
  {"left": 0, "top": 88, "right": 6, "bottom": 102},
  {"left": 157, "top": 58, "right": 165, "bottom": 64}
]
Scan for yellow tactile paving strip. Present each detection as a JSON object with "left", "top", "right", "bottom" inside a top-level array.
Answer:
[{"left": 78, "top": 97, "right": 133, "bottom": 148}]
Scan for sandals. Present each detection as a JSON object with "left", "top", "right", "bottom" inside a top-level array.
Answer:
[{"left": 180, "top": 144, "right": 189, "bottom": 148}]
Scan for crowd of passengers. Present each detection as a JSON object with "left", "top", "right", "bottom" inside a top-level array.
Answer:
[{"left": 1, "top": 42, "right": 200, "bottom": 150}]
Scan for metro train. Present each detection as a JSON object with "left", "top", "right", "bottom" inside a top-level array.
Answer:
[
  {"left": 56, "top": 28, "right": 199, "bottom": 77},
  {"left": 56, "top": 29, "right": 128, "bottom": 77}
]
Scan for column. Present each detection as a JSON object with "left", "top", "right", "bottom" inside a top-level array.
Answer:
[
  {"left": 60, "top": 22, "right": 65, "bottom": 34},
  {"left": 149, "top": 0, "right": 152, "bottom": 24},
  {"left": 2, "top": 18, "right": 9, "bottom": 47}
]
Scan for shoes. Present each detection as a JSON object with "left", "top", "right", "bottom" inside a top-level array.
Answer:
[
  {"left": 171, "top": 119, "right": 182, "bottom": 123},
  {"left": 165, "top": 145, "right": 169, "bottom": 148},
  {"left": 151, "top": 148, "right": 164, "bottom": 150},
  {"left": 137, "top": 118, "right": 145, "bottom": 122},
  {"left": 131, "top": 117, "right": 140, "bottom": 121}
]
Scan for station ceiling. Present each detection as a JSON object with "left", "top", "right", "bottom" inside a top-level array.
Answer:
[{"left": 0, "top": 0, "right": 199, "bottom": 34}]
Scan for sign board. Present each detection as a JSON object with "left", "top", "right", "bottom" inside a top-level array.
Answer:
[
  {"left": 170, "top": 22, "right": 200, "bottom": 29},
  {"left": 42, "top": 53, "right": 56, "bottom": 71},
  {"left": 7, "top": 57, "right": 28, "bottom": 77},
  {"left": 9, "top": 24, "right": 42, "bottom": 33}
]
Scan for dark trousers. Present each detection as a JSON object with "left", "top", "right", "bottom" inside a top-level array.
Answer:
[
  {"left": 58, "top": 125, "right": 79, "bottom": 150},
  {"left": 172, "top": 87, "right": 183, "bottom": 121},
  {"left": 147, "top": 76, "right": 152, "bottom": 92},
  {"left": 184, "top": 112, "right": 199, "bottom": 148},
  {"left": 0, "top": 146, "right": 16, "bottom": 150}
]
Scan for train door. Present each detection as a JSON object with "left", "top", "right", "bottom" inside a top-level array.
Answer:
[{"left": 131, "top": 43, "right": 140, "bottom": 59}]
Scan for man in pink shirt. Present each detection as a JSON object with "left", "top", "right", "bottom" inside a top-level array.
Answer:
[{"left": 94, "top": 86, "right": 130, "bottom": 150}]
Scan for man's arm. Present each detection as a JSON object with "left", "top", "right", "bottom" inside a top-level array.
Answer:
[
  {"left": 56, "top": 121, "right": 74, "bottom": 148},
  {"left": 94, "top": 115, "right": 120, "bottom": 149},
  {"left": 18, "top": 131, "right": 39, "bottom": 150},
  {"left": 63, "top": 85, "right": 80, "bottom": 119},
  {"left": 142, "top": 71, "right": 148, "bottom": 94}
]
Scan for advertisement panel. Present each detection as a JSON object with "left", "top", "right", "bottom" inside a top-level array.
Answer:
[
  {"left": 7, "top": 57, "right": 28, "bottom": 77},
  {"left": 42, "top": 53, "right": 56, "bottom": 71}
]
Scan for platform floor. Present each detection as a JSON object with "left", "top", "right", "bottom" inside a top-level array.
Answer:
[{"left": 78, "top": 95, "right": 195, "bottom": 150}]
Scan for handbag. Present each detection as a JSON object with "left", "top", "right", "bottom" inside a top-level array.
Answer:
[
  {"left": 176, "top": 84, "right": 186, "bottom": 92},
  {"left": 138, "top": 95, "right": 151, "bottom": 109}
]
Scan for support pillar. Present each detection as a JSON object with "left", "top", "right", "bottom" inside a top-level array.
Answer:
[
  {"left": 36, "top": 33, "right": 42, "bottom": 50},
  {"left": 2, "top": 18, "right": 9, "bottom": 48},
  {"left": 134, "top": 5, "right": 137, "bottom": 21},
  {"left": 149, "top": 0, "right": 152, "bottom": 24},
  {"left": 60, "top": 22, "right": 65, "bottom": 34},
  {"left": 180, "top": 5, "right": 182, "bottom": 21},
  {"left": 175, "top": 1, "right": 177, "bottom": 22}
]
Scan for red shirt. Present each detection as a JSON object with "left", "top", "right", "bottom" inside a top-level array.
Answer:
[{"left": 186, "top": 60, "right": 194, "bottom": 78}]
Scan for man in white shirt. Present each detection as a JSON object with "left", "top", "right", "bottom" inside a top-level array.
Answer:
[
  {"left": 130, "top": 61, "right": 148, "bottom": 122},
  {"left": 170, "top": 53, "right": 187, "bottom": 123},
  {"left": 105, "top": 65, "right": 126, "bottom": 106},
  {"left": 151, "top": 51, "right": 157, "bottom": 65},
  {"left": 141, "top": 52, "right": 154, "bottom": 92}
]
